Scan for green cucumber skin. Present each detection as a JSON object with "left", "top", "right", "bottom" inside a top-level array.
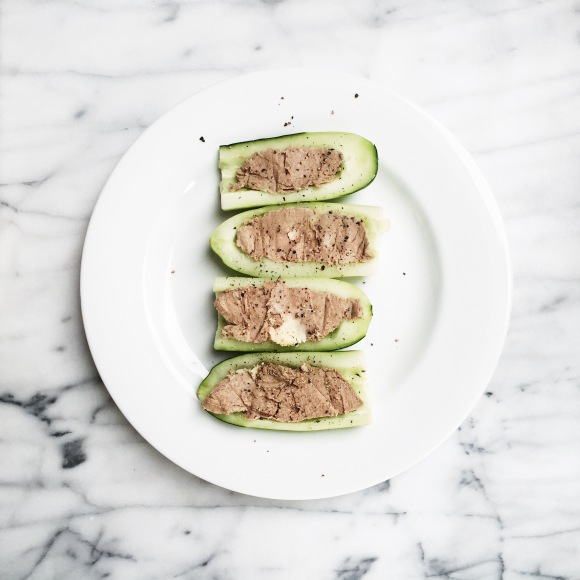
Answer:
[
  {"left": 209, "top": 202, "right": 388, "bottom": 279},
  {"left": 219, "top": 132, "right": 378, "bottom": 211},
  {"left": 213, "top": 277, "right": 372, "bottom": 352},
  {"left": 197, "top": 351, "right": 371, "bottom": 431}
]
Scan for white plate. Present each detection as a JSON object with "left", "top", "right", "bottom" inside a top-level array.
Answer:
[{"left": 81, "top": 69, "right": 511, "bottom": 500}]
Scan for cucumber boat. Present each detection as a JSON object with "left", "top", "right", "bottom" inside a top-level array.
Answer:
[
  {"left": 197, "top": 351, "right": 370, "bottom": 431},
  {"left": 213, "top": 277, "right": 372, "bottom": 352},
  {"left": 210, "top": 202, "right": 388, "bottom": 278},
  {"left": 219, "top": 132, "right": 378, "bottom": 210}
]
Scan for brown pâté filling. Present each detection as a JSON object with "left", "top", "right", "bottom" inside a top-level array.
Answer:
[
  {"left": 235, "top": 207, "right": 372, "bottom": 266},
  {"left": 215, "top": 281, "right": 363, "bottom": 346},
  {"left": 230, "top": 146, "right": 343, "bottom": 194},
  {"left": 201, "top": 363, "right": 363, "bottom": 422}
]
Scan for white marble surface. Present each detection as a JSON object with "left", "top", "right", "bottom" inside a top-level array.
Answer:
[{"left": 1, "top": 0, "right": 579, "bottom": 578}]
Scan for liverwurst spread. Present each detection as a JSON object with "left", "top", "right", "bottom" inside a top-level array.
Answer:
[
  {"left": 236, "top": 207, "right": 372, "bottom": 265},
  {"left": 215, "top": 281, "right": 363, "bottom": 346},
  {"left": 202, "top": 363, "right": 363, "bottom": 422},
  {"left": 231, "top": 146, "right": 343, "bottom": 194}
]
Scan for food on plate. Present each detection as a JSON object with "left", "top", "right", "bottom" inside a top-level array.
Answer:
[
  {"left": 218, "top": 132, "right": 378, "bottom": 210},
  {"left": 197, "top": 351, "right": 370, "bottom": 431},
  {"left": 213, "top": 277, "right": 372, "bottom": 352},
  {"left": 210, "top": 202, "right": 388, "bottom": 278},
  {"left": 237, "top": 207, "right": 372, "bottom": 264},
  {"left": 231, "top": 147, "right": 343, "bottom": 193}
]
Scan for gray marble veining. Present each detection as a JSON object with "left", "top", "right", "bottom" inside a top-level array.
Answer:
[{"left": 1, "top": 0, "right": 579, "bottom": 578}]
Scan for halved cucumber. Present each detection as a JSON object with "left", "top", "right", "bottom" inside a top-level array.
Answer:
[
  {"left": 219, "top": 132, "right": 378, "bottom": 210},
  {"left": 210, "top": 202, "right": 388, "bottom": 279},
  {"left": 213, "top": 277, "right": 372, "bottom": 352},
  {"left": 197, "top": 351, "right": 370, "bottom": 431}
]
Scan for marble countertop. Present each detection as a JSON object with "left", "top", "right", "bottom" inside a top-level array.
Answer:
[{"left": 1, "top": 0, "right": 579, "bottom": 578}]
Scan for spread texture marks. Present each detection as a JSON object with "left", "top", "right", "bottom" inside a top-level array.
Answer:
[
  {"left": 202, "top": 363, "right": 363, "bottom": 422},
  {"left": 215, "top": 281, "right": 362, "bottom": 346},
  {"left": 231, "top": 147, "right": 343, "bottom": 194},
  {"left": 236, "top": 207, "right": 372, "bottom": 265}
]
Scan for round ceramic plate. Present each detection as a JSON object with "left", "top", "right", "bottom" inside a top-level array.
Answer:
[{"left": 81, "top": 69, "right": 511, "bottom": 500}]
